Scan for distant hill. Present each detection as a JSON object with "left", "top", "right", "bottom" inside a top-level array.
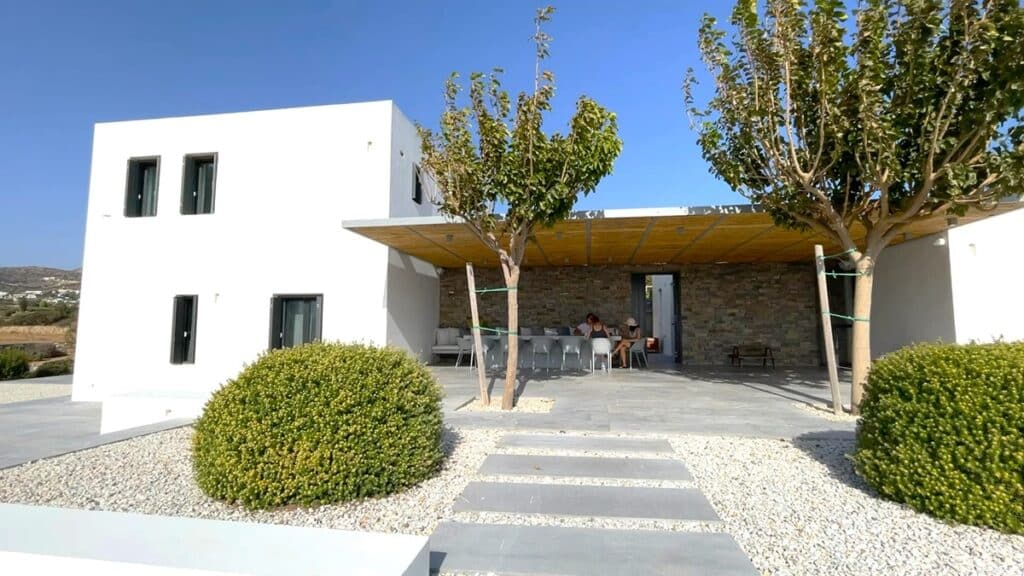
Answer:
[{"left": 0, "top": 267, "right": 81, "bottom": 293}]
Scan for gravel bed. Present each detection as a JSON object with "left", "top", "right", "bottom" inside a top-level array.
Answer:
[
  {"left": 791, "top": 401, "right": 859, "bottom": 422},
  {"left": 0, "top": 382, "right": 71, "bottom": 404},
  {"left": 477, "top": 473, "right": 693, "bottom": 489},
  {"left": 452, "top": 510, "right": 723, "bottom": 532},
  {"left": 671, "top": 435, "right": 1024, "bottom": 576},
  {"left": 0, "top": 426, "right": 500, "bottom": 537},
  {"left": 458, "top": 397, "right": 554, "bottom": 413}
]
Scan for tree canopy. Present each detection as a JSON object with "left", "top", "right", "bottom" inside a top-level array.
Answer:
[{"left": 686, "top": 0, "right": 1023, "bottom": 253}]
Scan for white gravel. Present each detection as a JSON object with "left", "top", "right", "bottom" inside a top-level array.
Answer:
[
  {"left": 671, "top": 435, "right": 1024, "bottom": 576},
  {"left": 790, "top": 401, "right": 859, "bottom": 422},
  {"left": 0, "top": 382, "right": 71, "bottom": 404},
  {"left": 0, "top": 426, "right": 500, "bottom": 537},
  {"left": 458, "top": 397, "right": 554, "bottom": 413}
]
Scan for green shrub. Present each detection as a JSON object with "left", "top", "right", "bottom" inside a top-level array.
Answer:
[
  {"left": 33, "top": 357, "right": 73, "bottom": 377},
  {"left": 854, "top": 342, "right": 1024, "bottom": 534},
  {"left": 0, "top": 348, "right": 32, "bottom": 380},
  {"left": 192, "top": 342, "right": 444, "bottom": 510},
  {"left": 4, "top": 308, "right": 64, "bottom": 326}
]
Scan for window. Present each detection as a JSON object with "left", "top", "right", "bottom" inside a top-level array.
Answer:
[
  {"left": 412, "top": 165, "right": 423, "bottom": 205},
  {"left": 270, "top": 295, "right": 323, "bottom": 349},
  {"left": 170, "top": 295, "right": 198, "bottom": 364},
  {"left": 125, "top": 157, "right": 160, "bottom": 217},
  {"left": 181, "top": 154, "right": 217, "bottom": 215}
]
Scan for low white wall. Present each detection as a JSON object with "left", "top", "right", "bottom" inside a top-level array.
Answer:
[
  {"left": 0, "top": 504, "right": 429, "bottom": 575},
  {"left": 870, "top": 233, "right": 956, "bottom": 357},
  {"left": 947, "top": 206, "right": 1024, "bottom": 344}
]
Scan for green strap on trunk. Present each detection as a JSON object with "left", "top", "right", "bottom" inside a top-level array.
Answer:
[
  {"left": 821, "top": 247, "right": 856, "bottom": 259},
  {"left": 826, "top": 312, "right": 870, "bottom": 322},
  {"left": 473, "top": 326, "right": 518, "bottom": 335}
]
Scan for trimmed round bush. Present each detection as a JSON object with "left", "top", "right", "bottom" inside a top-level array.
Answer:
[
  {"left": 0, "top": 348, "right": 31, "bottom": 380},
  {"left": 854, "top": 342, "right": 1024, "bottom": 534},
  {"left": 192, "top": 342, "right": 444, "bottom": 510}
]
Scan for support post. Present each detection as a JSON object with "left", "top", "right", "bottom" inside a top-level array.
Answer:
[
  {"left": 465, "top": 263, "right": 490, "bottom": 406},
  {"left": 815, "top": 245, "right": 845, "bottom": 416}
]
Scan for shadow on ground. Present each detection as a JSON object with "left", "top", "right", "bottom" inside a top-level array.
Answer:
[{"left": 792, "top": 430, "right": 876, "bottom": 495}]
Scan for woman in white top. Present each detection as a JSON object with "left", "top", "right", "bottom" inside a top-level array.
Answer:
[{"left": 574, "top": 313, "right": 597, "bottom": 337}]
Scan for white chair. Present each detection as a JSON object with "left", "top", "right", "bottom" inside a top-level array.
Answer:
[
  {"left": 628, "top": 339, "right": 648, "bottom": 369},
  {"left": 520, "top": 327, "right": 534, "bottom": 336},
  {"left": 559, "top": 335, "right": 585, "bottom": 370},
  {"left": 590, "top": 338, "right": 613, "bottom": 374},
  {"left": 430, "top": 328, "right": 462, "bottom": 362},
  {"left": 529, "top": 336, "right": 556, "bottom": 371},
  {"left": 455, "top": 335, "right": 474, "bottom": 368}
]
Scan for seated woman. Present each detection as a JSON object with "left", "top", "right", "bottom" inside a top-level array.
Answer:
[
  {"left": 613, "top": 317, "right": 642, "bottom": 368},
  {"left": 588, "top": 317, "right": 609, "bottom": 339}
]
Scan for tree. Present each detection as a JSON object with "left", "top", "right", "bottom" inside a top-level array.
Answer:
[
  {"left": 418, "top": 6, "right": 623, "bottom": 409},
  {"left": 685, "top": 0, "right": 1023, "bottom": 413},
  {"left": 17, "top": 297, "right": 28, "bottom": 313}
]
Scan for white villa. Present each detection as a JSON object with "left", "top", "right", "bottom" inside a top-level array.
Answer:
[{"left": 71, "top": 101, "right": 1024, "bottom": 432}]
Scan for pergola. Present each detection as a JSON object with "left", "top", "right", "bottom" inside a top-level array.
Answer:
[{"left": 342, "top": 203, "right": 1017, "bottom": 268}]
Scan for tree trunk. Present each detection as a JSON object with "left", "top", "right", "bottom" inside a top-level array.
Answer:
[
  {"left": 502, "top": 266, "right": 520, "bottom": 410},
  {"left": 850, "top": 255, "right": 875, "bottom": 415}
]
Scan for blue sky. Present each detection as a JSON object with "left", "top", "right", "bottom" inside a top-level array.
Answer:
[{"left": 0, "top": 0, "right": 740, "bottom": 269}]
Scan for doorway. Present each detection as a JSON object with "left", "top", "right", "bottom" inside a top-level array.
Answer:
[{"left": 630, "top": 273, "right": 680, "bottom": 364}]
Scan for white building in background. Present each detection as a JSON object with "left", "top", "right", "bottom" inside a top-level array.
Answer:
[
  {"left": 871, "top": 207, "right": 1024, "bottom": 356},
  {"left": 73, "top": 101, "right": 440, "bottom": 431}
]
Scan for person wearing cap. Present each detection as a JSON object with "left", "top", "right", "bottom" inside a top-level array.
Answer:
[{"left": 613, "top": 317, "right": 643, "bottom": 368}]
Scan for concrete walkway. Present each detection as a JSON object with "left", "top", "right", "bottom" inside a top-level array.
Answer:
[
  {"left": 435, "top": 366, "right": 855, "bottom": 438},
  {"left": 430, "top": 433, "right": 757, "bottom": 575},
  {"left": 0, "top": 395, "right": 189, "bottom": 470}
]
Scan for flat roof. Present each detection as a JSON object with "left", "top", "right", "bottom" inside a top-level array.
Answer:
[{"left": 343, "top": 202, "right": 1023, "bottom": 268}]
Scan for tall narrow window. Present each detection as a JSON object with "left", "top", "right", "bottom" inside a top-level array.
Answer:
[
  {"left": 412, "top": 165, "right": 423, "bottom": 204},
  {"left": 269, "top": 295, "right": 323, "bottom": 349},
  {"left": 181, "top": 154, "right": 217, "bottom": 215},
  {"left": 170, "top": 295, "right": 198, "bottom": 364},
  {"left": 125, "top": 157, "right": 160, "bottom": 217}
]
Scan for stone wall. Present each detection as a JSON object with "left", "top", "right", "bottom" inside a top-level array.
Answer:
[
  {"left": 438, "top": 266, "right": 632, "bottom": 331},
  {"left": 438, "top": 263, "right": 820, "bottom": 366},
  {"left": 680, "top": 264, "right": 820, "bottom": 366}
]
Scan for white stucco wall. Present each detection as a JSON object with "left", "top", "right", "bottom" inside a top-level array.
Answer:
[
  {"left": 384, "top": 105, "right": 440, "bottom": 360},
  {"left": 870, "top": 232, "right": 956, "bottom": 357},
  {"left": 947, "top": 206, "right": 1024, "bottom": 344},
  {"left": 74, "top": 101, "right": 437, "bottom": 402}
]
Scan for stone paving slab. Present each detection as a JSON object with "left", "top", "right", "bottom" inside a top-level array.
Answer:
[
  {"left": 454, "top": 482, "right": 719, "bottom": 521},
  {"left": 480, "top": 453, "right": 692, "bottom": 481},
  {"left": 498, "top": 433, "right": 674, "bottom": 453},
  {"left": 430, "top": 522, "right": 757, "bottom": 575},
  {"left": 0, "top": 397, "right": 191, "bottom": 470}
]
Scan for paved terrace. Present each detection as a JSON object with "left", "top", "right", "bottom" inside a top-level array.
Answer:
[{"left": 434, "top": 364, "right": 855, "bottom": 438}]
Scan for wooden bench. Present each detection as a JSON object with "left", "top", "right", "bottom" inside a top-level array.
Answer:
[{"left": 729, "top": 344, "right": 775, "bottom": 368}]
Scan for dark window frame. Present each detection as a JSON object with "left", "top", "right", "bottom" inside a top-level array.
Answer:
[
  {"left": 269, "top": 294, "right": 324, "bottom": 350},
  {"left": 412, "top": 164, "right": 423, "bottom": 205},
  {"left": 124, "top": 156, "right": 161, "bottom": 218},
  {"left": 180, "top": 153, "right": 218, "bottom": 215},
  {"left": 170, "top": 295, "right": 198, "bottom": 364}
]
